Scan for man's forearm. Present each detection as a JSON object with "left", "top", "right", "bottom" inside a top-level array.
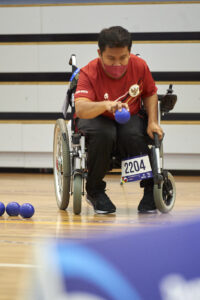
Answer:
[
  {"left": 75, "top": 98, "right": 107, "bottom": 119},
  {"left": 143, "top": 94, "right": 158, "bottom": 124}
]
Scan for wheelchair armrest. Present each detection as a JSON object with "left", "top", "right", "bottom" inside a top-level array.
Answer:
[{"left": 158, "top": 94, "right": 177, "bottom": 113}]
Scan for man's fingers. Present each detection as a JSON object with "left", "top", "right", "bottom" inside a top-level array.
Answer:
[
  {"left": 147, "top": 126, "right": 163, "bottom": 141},
  {"left": 158, "top": 128, "right": 164, "bottom": 139},
  {"left": 154, "top": 129, "right": 163, "bottom": 140},
  {"left": 117, "top": 103, "right": 129, "bottom": 111},
  {"left": 117, "top": 103, "right": 122, "bottom": 111},
  {"left": 123, "top": 103, "right": 129, "bottom": 111},
  {"left": 109, "top": 102, "right": 129, "bottom": 114}
]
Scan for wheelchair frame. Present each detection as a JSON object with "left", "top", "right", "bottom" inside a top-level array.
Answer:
[{"left": 53, "top": 54, "right": 177, "bottom": 215}]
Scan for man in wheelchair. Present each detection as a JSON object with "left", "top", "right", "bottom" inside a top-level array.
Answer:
[{"left": 74, "top": 26, "right": 163, "bottom": 214}]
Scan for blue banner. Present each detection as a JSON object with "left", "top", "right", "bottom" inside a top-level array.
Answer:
[{"left": 34, "top": 217, "right": 200, "bottom": 300}]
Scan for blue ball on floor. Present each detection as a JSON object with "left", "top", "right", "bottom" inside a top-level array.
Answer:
[
  {"left": 6, "top": 202, "right": 20, "bottom": 216},
  {"left": 115, "top": 108, "right": 130, "bottom": 124},
  {"left": 20, "top": 203, "right": 35, "bottom": 218},
  {"left": 0, "top": 202, "right": 5, "bottom": 216}
]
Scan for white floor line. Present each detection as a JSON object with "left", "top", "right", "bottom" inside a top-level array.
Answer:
[{"left": 0, "top": 263, "right": 39, "bottom": 268}]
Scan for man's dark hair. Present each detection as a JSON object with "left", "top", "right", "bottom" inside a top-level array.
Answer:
[{"left": 98, "top": 26, "right": 132, "bottom": 53}]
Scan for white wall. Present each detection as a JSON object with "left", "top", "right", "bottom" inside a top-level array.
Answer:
[
  {"left": 0, "top": 4, "right": 199, "bottom": 34},
  {"left": 0, "top": 2, "right": 199, "bottom": 169}
]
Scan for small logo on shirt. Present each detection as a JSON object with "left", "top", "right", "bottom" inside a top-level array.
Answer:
[
  {"left": 75, "top": 90, "right": 88, "bottom": 95},
  {"left": 104, "top": 93, "right": 109, "bottom": 100},
  {"left": 129, "top": 84, "right": 140, "bottom": 97}
]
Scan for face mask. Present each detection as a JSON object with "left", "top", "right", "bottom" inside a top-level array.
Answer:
[{"left": 103, "top": 63, "right": 128, "bottom": 79}]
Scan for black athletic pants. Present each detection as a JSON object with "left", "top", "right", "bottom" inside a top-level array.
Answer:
[{"left": 76, "top": 114, "right": 151, "bottom": 194}]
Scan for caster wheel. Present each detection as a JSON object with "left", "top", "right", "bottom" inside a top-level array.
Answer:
[
  {"left": 154, "top": 172, "right": 176, "bottom": 213},
  {"left": 73, "top": 174, "right": 82, "bottom": 215}
]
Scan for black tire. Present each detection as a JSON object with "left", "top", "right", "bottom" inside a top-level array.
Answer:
[
  {"left": 53, "top": 119, "right": 71, "bottom": 210},
  {"left": 73, "top": 174, "right": 82, "bottom": 215},
  {"left": 154, "top": 172, "right": 176, "bottom": 213}
]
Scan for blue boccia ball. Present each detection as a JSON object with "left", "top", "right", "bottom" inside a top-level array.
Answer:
[
  {"left": 0, "top": 202, "right": 5, "bottom": 216},
  {"left": 115, "top": 108, "right": 130, "bottom": 124},
  {"left": 20, "top": 203, "right": 35, "bottom": 218},
  {"left": 6, "top": 202, "right": 20, "bottom": 216}
]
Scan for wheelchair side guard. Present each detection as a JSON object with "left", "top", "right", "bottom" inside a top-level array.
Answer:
[
  {"left": 72, "top": 133, "right": 82, "bottom": 145},
  {"left": 71, "top": 133, "right": 87, "bottom": 172},
  {"left": 71, "top": 133, "right": 82, "bottom": 176}
]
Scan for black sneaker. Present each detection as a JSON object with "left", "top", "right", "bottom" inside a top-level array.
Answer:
[
  {"left": 138, "top": 182, "right": 157, "bottom": 213},
  {"left": 86, "top": 191, "right": 116, "bottom": 214}
]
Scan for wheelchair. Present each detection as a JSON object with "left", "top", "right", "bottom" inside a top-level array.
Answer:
[{"left": 53, "top": 54, "right": 177, "bottom": 215}]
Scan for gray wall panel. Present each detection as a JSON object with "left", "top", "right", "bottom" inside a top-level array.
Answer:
[
  {"left": 0, "top": 85, "right": 67, "bottom": 112},
  {"left": 0, "top": 7, "right": 41, "bottom": 34},
  {"left": 162, "top": 124, "right": 200, "bottom": 154},
  {"left": 41, "top": 4, "right": 200, "bottom": 33},
  {"left": 0, "top": 43, "right": 199, "bottom": 72},
  {"left": 0, "top": 4, "right": 199, "bottom": 34},
  {"left": 0, "top": 45, "right": 38, "bottom": 72}
]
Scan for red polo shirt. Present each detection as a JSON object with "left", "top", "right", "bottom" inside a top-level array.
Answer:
[{"left": 74, "top": 54, "right": 157, "bottom": 119}]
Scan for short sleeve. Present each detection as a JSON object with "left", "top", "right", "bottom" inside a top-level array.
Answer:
[
  {"left": 74, "top": 69, "right": 95, "bottom": 101},
  {"left": 141, "top": 63, "right": 157, "bottom": 98}
]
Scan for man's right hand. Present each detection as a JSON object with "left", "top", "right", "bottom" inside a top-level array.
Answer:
[
  {"left": 75, "top": 98, "right": 129, "bottom": 119},
  {"left": 104, "top": 101, "right": 129, "bottom": 114}
]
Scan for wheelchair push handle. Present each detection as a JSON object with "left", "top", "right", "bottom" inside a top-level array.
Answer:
[
  {"left": 167, "top": 84, "right": 173, "bottom": 94},
  {"left": 153, "top": 132, "right": 160, "bottom": 148},
  {"left": 69, "top": 54, "right": 77, "bottom": 73}
]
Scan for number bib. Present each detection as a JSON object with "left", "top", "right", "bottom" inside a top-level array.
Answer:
[{"left": 121, "top": 155, "right": 153, "bottom": 183}]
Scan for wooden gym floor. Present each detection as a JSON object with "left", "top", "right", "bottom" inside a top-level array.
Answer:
[{"left": 0, "top": 172, "right": 200, "bottom": 300}]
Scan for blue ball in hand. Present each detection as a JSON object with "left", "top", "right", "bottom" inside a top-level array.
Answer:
[{"left": 115, "top": 108, "right": 130, "bottom": 124}]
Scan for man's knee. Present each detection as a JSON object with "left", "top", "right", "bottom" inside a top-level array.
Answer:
[
  {"left": 118, "top": 128, "right": 145, "bottom": 144},
  {"left": 95, "top": 126, "right": 116, "bottom": 143},
  {"left": 117, "top": 131, "right": 149, "bottom": 157},
  {"left": 77, "top": 117, "right": 116, "bottom": 149}
]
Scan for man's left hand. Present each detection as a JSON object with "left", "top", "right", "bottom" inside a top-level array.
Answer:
[{"left": 147, "top": 122, "right": 163, "bottom": 140}]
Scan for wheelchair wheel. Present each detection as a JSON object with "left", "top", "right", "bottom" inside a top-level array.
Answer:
[
  {"left": 73, "top": 174, "right": 82, "bottom": 215},
  {"left": 154, "top": 171, "right": 176, "bottom": 213},
  {"left": 53, "top": 118, "right": 71, "bottom": 210}
]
